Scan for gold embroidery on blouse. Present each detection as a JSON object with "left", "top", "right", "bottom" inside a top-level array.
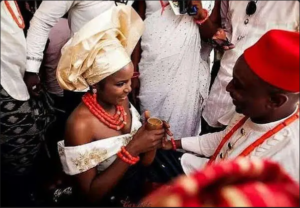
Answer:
[
  {"left": 69, "top": 127, "right": 138, "bottom": 172},
  {"left": 121, "top": 129, "right": 138, "bottom": 146},
  {"left": 71, "top": 148, "right": 108, "bottom": 172},
  {"left": 122, "top": 135, "right": 132, "bottom": 146}
]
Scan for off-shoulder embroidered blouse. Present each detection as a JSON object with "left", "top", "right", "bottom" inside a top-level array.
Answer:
[{"left": 58, "top": 105, "right": 142, "bottom": 175}]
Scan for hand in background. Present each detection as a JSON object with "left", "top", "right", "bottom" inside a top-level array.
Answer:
[
  {"left": 212, "top": 28, "right": 235, "bottom": 51},
  {"left": 24, "top": 71, "right": 42, "bottom": 97}
]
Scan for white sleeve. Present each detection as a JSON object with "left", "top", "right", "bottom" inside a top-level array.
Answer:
[
  {"left": 26, "top": 1, "right": 74, "bottom": 73},
  {"left": 181, "top": 112, "right": 245, "bottom": 157},
  {"left": 181, "top": 130, "right": 227, "bottom": 157}
]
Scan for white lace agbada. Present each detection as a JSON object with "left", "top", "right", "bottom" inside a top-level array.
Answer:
[{"left": 58, "top": 106, "right": 142, "bottom": 175}]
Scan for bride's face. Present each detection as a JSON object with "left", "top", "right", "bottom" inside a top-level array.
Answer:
[{"left": 97, "top": 62, "right": 134, "bottom": 106}]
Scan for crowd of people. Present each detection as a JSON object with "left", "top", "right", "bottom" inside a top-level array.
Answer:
[{"left": 1, "top": 0, "right": 299, "bottom": 207}]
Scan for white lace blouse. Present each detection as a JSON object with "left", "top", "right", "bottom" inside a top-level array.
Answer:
[{"left": 58, "top": 106, "right": 142, "bottom": 175}]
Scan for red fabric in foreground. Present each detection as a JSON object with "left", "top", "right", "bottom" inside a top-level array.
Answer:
[{"left": 142, "top": 158, "right": 299, "bottom": 207}]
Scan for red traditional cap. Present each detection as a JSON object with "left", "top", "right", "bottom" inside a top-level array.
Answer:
[
  {"left": 244, "top": 30, "right": 299, "bottom": 92},
  {"left": 142, "top": 158, "right": 299, "bottom": 207}
]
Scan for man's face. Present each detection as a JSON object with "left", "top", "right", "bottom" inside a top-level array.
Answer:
[{"left": 226, "top": 56, "right": 271, "bottom": 118}]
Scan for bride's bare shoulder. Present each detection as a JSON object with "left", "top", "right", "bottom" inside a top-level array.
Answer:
[{"left": 64, "top": 103, "right": 97, "bottom": 146}]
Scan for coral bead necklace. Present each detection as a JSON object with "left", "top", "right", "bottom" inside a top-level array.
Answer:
[{"left": 82, "top": 92, "right": 127, "bottom": 131}]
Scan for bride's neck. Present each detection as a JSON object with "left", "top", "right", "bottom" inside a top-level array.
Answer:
[{"left": 96, "top": 97, "right": 115, "bottom": 113}]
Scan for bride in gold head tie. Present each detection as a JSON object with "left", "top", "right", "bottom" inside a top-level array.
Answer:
[{"left": 56, "top": 5, "right": 180, "bottom": 206}]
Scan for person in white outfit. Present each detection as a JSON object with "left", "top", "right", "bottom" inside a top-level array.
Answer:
[
  {"left": 1, "top": 1, "right": 54, "bottom": 206},
  {"left": 133, "top": 1, "right": 216, "bottom": 139},
  {"left": 202, "top": 1, "right": 299, "bottom": 131},
  {"left": 162, "top": 30, "right": 300, "bottom": 182}
]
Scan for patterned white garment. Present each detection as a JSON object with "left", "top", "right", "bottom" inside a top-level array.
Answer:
[
  {"left": 1, "top": 1, "right": 29, "bottom": 101},
  {"left": 202, "top": 1, "right": 300, "bottom": 128},
  {"left": 181, "top": 107, "right": 300, "bottom": 182},
  {"left": 58, "top": 105, "right": 142, "bottom": 175},
  {"left": 138, "top": 1, "right": 214, "bottom": 139}
]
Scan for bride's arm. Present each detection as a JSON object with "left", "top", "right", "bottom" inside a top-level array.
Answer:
[
  {"left": 64, "top": 118, "right": 133, "bottom": 203},
  {"left": 64, "top": 111, "right": 164, "bottom": 203}
]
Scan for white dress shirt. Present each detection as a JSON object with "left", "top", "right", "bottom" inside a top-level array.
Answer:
[
  {"left": 202, "top": 1, "right": 299, "bottom": 128},
  {"left": 26, "top": 1, "right": 130, "bottom": 74},
  {"left": 181, "top": 108, "right": 300, "bottom": 182},
  {"left": 1, "top": 1, "right": 29, "bottom": 101}
]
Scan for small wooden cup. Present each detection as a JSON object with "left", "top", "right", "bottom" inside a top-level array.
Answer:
[
  {"left": 142, "top": 117, "right": 163, "bottom": 166},
  {"left": 146, "top": 117, "right": 163, "bottom": 130}
]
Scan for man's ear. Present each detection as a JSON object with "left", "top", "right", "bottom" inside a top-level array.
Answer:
[{"left": 268, "top": 93, "right": 288, "bottom": 109}]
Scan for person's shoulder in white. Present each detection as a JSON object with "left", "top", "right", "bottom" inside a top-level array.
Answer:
[
  {"left": 0, "top": 1, "right": 29, "bottom": 101},
  {"left": 268, "top": 118, "right": 299, "bottom": 182}
]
